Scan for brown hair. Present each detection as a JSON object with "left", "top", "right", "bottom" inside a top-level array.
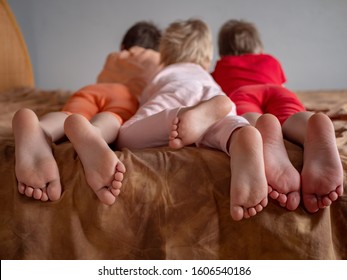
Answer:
[
  {"left": 218, "top": 19, "right": 263, "bottom": 56},
  {"left": 160, "top": 18, "right": 212, "bottom": 70},
  {"left": 121, "top": 21, "right": 162, "bottom": 51}
]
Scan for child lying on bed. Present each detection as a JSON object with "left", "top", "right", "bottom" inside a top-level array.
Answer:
[
  {"left": 113, "top": 18, "right": 268, "bottom": 221},
  {"left": 209, "top": 19, "right": 343, "bottom": 213},
  {"left": 12, "top": 21, "right": 162, "bottom": 204}
]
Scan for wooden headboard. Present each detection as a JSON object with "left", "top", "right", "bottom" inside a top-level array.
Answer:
[{"left": 0, "top": 0, "right": 34, "bottom": 91}]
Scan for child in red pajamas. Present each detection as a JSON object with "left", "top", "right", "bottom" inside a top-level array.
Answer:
[
  {"left": 211, "top": 19, "right": 343, "bottom": 213},
  {"left": 211, "top": 19, "right": 305, "bottom": 124}
]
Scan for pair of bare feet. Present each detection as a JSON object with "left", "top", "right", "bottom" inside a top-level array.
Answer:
[
  {"left": 257, "top": 113, "right": 343, "bottom": 214},
  {"left": 169, "top": 98, "right": 344, "bottom": 221},
  {"left": 12, "top": 108, "right": 124, "bottom": 205}
]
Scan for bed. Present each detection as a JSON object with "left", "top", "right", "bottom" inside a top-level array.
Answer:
[{"left": 1, "top": 0, "right": 346, "bottom": 260}]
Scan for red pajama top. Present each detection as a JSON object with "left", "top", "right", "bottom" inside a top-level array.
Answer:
[
  {"left": 211, "top": 54, "right": 286, "bottom": 96},
  {"left": 211, "top": 54, "right": 305, "bottom": 124}
]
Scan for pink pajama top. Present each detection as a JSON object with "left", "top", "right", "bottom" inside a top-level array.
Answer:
[{"left": 117, "top": 62, "right": 249, "bottom": 154}]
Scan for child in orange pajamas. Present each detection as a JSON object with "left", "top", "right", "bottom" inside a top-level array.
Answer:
[
  {"left": 211, "top": 19, "right": 343, "bottom": 213},
  {"left": 12, "top": 21, "right": 162, "bottom": 205}
]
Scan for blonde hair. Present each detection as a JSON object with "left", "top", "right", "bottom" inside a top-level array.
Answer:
[{"left": 160, "top": 19, "right": 212, "bottom": 70}]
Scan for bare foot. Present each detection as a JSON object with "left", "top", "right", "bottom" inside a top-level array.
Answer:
[
  {"left": 301, "top": 113, "right": 344, "bottom": 213},
  {"left": 64, "top": 114, "right": 125, "bottom": 205},
  {"left": 256, "top": 114, "right": 301, "bottom": 210},
  {"left": 229, "top": 126, "right": 268, "bottom": 221},
  {"left": 12, "top": 108, "right": 62, "bottom": 201},
  {"left": 169, "top": 95, "right": 233, "bottom": 149}
]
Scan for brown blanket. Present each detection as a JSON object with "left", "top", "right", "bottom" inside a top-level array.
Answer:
[{"left": 0, "top": 88, "right": 346, "bottom": 259}]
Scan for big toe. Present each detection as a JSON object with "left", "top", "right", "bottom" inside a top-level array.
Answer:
[
  {"left": 285, "top": 191, "right": 300, "bottom": 211},
  {"left": 169, "top": 138, "right": 184, "bottom": 149},
  {"left": 303, "top": 193, "right": 319, "bottom": 213},
  {"left": 96, "top": 188, "right": 117, "bottom": 206},
  {"left": 230, "top": 205, "right": 244, "bottom": 221},
  {"left": 46, "top": 180, "right": 62, "bottom": 201}
]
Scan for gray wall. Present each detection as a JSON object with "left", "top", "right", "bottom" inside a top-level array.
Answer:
[{"left": 8, "top": 0, "right": 347, "bottom": 91}]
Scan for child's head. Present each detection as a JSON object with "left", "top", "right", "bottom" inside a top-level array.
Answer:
[
  {"left": 121, "top": 21, "right": 162, "bottom": 51},
  {"left": 218, "top": 19, "right": 263, "bottom": 56},
  {"left": 160, "top": 18, "right": 213, "bottom": 70}
]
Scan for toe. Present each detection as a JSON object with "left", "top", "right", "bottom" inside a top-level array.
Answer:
[
  {"left": 112, "top": 180, "right": 122, "bottom": 189},
  {"left": 286, "top": 192, "right": 300, "bottom": 211},
  {"left": 230, "top": 205, "right": 244, "bottom": 221},
  {"left": 33, "top": 189, "right": 43, "bottom": 200},
  {"left": 255, "top": 204, "right": 263, "bottom": 212},
  {"left": 46, "top": 181, "right": 62, "bottom": 201},
  {"left": 328, "top": 191, "right": 338, "bottom": 202},
  {"left": 260, "top": 197, "right": 268, "bottom": 208},
  {"left": 96, "top": 188, "right": 116, "bottom": 205},
  {"left": 277, "top": 193, "right": 287, "bottom": 204},
  {"left": 25, "top": 186, "right": 34, "bottom": 197},
  {"left": 322, "top": 196, "right": 332, "bottom": 207},
  {"left": 114, "top": 172, "right": 124, "bottom": 182},
  {"left": 170, "top": 130, "right": 179, "bottom": 139},
  {"left": 248, "top": 207, "right": 257, "bottom": 217},
  {"left": 111, "top": 188, "right": 121, "bottom": 197},
  {"left": 269, "top": 190, "right": 279, "bottom": 200},
  {"left": 18, "top": 183, "right": 26, "bottom": 194},
  {"left": 116, "top": 162, "right": 126, "bottom": 173},
  {"left": 303, "top": 194, "right": 319, "bottom": 213}
]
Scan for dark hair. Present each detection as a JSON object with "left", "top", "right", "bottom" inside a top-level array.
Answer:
[
  {"left": 218, "top": 19, "right": 263, "bottom": 56},
  {"left": 121, "top": 21, "right": 162, "bottom": 51}
]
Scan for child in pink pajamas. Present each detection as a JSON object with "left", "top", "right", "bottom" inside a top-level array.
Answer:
[
  {"left": 117, "top": 19, "right": 268, "bottom": 221},
  {"left": 210, "top": 19, "right": 343, "bottom": 213}
]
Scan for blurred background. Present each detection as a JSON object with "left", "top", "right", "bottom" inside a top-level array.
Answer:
[{"left": 8, "top": 0, "right": 347, "bottom": 91}]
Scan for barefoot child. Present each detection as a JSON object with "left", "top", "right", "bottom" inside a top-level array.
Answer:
[
  {"left": 12, "top": 21, "right": 162, "bottom": 204},
  {"left": 211, "top": 19, "right": 343, "bottom": 212},
  {"left": 116, "top": 18, "right": 268, "bottom": 221}
]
